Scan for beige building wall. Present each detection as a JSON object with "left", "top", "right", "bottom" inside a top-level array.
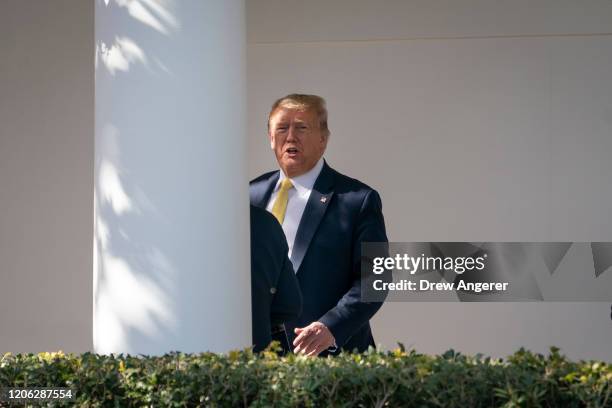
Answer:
[
  {"left": 0, "top": 0, "right": 93, "bottom": 353},
  {"left": 247, "top": 0, "right": 612, "bottom": 361}
]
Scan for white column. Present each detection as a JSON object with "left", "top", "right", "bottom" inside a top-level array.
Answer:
[{"left": 94, "top": 0, "right": 249, "bottom": 355}]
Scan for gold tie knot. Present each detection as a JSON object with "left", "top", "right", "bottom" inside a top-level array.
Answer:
[
  {"left": 271, "top": 178, "right": 294, "bottom": 224},
  {"left": 279, "top": 178, "right": 293, "bottom": 192}
]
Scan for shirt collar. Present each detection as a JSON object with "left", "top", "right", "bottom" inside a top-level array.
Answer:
[{"left": 277, "top": 158, "right": 324, "bottom": 196}]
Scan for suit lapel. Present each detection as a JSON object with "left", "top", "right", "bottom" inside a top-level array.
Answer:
[
  {"left": 250, "top": 171, "right": 280, "bottom": 209},
  {"left": 291, "top": 162, "right": 335, "bottom": 273}
]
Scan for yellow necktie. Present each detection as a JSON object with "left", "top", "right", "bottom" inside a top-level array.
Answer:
[{"left": 271, "top": 178, "right": 294, "bottom": 224}]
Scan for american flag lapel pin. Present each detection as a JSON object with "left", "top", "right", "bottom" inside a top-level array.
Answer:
[{"left": 320, "top": 196, "right": 327, "bottom": 203}]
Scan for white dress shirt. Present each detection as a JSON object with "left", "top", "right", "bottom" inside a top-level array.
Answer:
[{"left": 266, "top": 158, "right": 324, "bottom": 262}]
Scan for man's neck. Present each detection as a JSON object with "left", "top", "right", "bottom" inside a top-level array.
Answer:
[{"left": 279, "top": 158, "right": 325, "bottom": 191}]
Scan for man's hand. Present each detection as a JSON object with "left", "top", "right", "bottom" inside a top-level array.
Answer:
[{"left": 293, "top": 321, "right": 335, "bottom": 356}]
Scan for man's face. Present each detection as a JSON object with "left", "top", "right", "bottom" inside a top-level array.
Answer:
[{"left": 269, "top": 108, "right": 328, "bottom": 178}]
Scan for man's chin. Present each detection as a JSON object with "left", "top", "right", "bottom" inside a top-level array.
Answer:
[{"left": 280, "top": 160, "right": 306, "bottom": 178}]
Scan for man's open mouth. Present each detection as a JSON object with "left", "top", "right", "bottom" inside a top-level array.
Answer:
[{"left": 286, "top": 147, "right": 299, "bottom": 154}]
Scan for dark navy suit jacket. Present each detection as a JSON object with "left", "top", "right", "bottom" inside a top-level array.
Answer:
[
  {"left": 250, "top": 162, "right": 388, "bottom": 354},
  {"left": 250, "top": 205, "right": 303, "bottom": 352}
]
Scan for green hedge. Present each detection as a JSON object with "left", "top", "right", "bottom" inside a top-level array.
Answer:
[{"left": 1, "top": 346, "right": 610, "bottom": 407}]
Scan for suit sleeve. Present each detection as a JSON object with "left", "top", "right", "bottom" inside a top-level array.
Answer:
[
  {"left": 270, "top": 224, "right": 303, "bottom": 325},
  {"left": 318, "top": 189, "right": 390, "bottom": 349}
]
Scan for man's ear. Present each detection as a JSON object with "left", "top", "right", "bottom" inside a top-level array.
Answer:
[
  {"left": 320, "top": 133, "right": 329, "bottom": 150},
  {"left": 269, "top": 132, "right": 275, "bottom": 150}
]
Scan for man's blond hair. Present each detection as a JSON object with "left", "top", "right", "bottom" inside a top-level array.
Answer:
[{"left": 268, "top": 94, "right": 330, "bottom": 138}]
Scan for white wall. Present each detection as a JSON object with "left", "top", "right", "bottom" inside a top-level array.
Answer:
[{"left": 247, "top": 0, "right": 612, "bottom": 361}]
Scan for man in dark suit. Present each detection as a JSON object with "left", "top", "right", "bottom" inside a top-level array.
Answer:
[
  {"left": 250, "top": 94, "right": 389, "bottom": 356},
  {"left": 250, "top": 204, "right": 302, "bottom": 352}
]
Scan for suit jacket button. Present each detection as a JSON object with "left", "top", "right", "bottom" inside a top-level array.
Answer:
[{"left": 270, "top": 287, "right": 276, "bottom": 294}]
